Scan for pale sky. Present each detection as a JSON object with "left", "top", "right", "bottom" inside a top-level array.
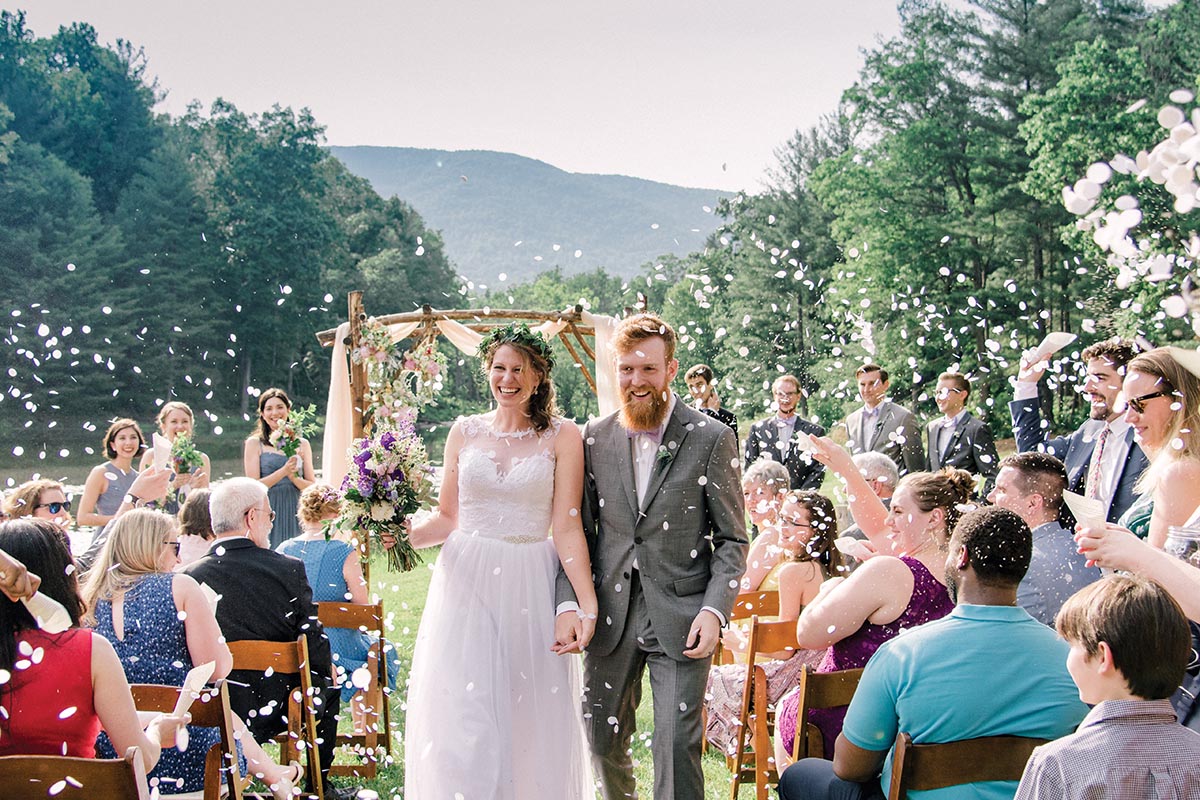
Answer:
[{"left": 18, "top": 1, "right": 906, "bottom": 191}]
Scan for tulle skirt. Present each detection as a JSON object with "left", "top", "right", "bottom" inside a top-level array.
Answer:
[{"left": 403, "top": 530, "right": 593, "bottom": 799}]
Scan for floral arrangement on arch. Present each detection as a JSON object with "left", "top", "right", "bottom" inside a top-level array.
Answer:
[{"left": 351, "top": 317, "right": 447, "bottom": 424}]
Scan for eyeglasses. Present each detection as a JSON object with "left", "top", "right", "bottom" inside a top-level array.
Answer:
[
  {"left": 245, "top": 507, "right": 277, "bottom": 523},
  {"left": 774, "top": 391, "right": 797, "bottom": 399},
  {"left": 779, "top": 518, "right": 813, "bottom": 529},
  {"left": 163, "top": 540, "right": 181, "bottom": 556},
  {"left": 1127, "top": 390, "right": 1172, "bottom": 414},
  {"left": 935, "top": 387, "right": 965, "bottom": 399},
  {"left": 35, "top": 500, "right": 71, "bottom": 514}
]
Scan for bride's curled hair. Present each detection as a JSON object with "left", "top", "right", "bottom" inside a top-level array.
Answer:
[{"left": 478, "top": 324, "right": 559, "bottom": 432}]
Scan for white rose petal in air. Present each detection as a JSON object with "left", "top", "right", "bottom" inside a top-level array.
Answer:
[
  {"left": 1158, "top": 105, "right": 1185, "bottom": 129},
  {"left": 1086, "top": 162, "right": 1113, "bottom": 184},
  {"left": 1169, "top": 89, "right": 1195, "bottom": 104},
  {"left": 1162, "top": 295, "right": 1189, "bottom": 318}
]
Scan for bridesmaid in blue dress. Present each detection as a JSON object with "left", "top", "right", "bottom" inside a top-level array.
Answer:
[
  {"left": 83, "top": 509, "right": 302, "bottom": 798},
  {"left": 244, "top": 388, "right": 314, "bottom": 549},
  {"left": 277, "top": 484, "right": 398, "bottom": 726},
  {"left": 76, "top": 418, "right": 143, "bottom": 530}
]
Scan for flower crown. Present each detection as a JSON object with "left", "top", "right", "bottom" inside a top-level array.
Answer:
[{"left": 476, "top": 322, "right": 556, "bottom": 369}]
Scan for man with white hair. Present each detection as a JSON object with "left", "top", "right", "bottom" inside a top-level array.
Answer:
[{"left": 183, "top": 478, "right": 355, "bottom": 799}]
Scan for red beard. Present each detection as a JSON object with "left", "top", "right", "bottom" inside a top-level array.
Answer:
[{"left": 620, "top": 386, "right": 671, "bottom": 432}]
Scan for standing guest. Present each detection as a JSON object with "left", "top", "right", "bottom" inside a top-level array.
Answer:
[
  {"left": 843, "top": 363, "right": 923, "bottom": 476},
  {"left": 739, "top": 459, "right": 796, "bottom": 591},
  {"left": 175, "top": 488, "right": 215, "bottom": 568},
  {"left": 745, "top": 374, "right": 826, "bottom": 490},
  {"left": 684, "top": 363, "right": 738, "bottom": 436},
  {"left": 2, "top": 479, "right": 72, "bottom": 526},
  {"left": 1015, "top": 575, "right": 1200, "bottom": 799},
  {"left": 82, "top": 509, "right": 301, "bottom": 798},
  {"left": 1117, "top": 347, "right": 1200, "bottom": 545},
  {"left": 0, "top": 519, "right": 188, "bottom": 770},
  {"left": 139, "top": 402, "right": 212, "bottom": 513},
  {"left": 554, "top": 312, "right": 748, "bottom": 800},
  {"left": 278, "top": 483, "right": 398, "bottom": 727},
  {"left": 75, "top": 467, "right": 173, "bottom": 573},
  {"left": 778, "top": 507, "right": 1088, "bottom": 800},
  {"left": 76, "top": 418, "right": 143, "bottom": 528},
  {"left": 183, "top": 478, "right": 354, "bottom": 800},
  {"left": 925, "top": 371, "right": 1000, "bottom": 495},
  {"left": 244, "top": 388, "right": 314, "bottom": 549},
  {"left": 1011, "top": 338, "right": 1147, "bottom": 523},
  {"left": 988, "top": 453, "right": 1101, "bottom": 625}
]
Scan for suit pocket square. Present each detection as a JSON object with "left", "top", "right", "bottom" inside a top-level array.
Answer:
[{"left": 671, "top": 574, "right": 709, "bottom": 597}]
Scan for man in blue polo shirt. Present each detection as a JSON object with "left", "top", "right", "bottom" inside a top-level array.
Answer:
[{"left": 778, "top": 507, "right": 1088, "bottom": 800}]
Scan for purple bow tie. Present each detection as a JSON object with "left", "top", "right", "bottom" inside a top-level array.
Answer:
[{"left": 627, "top": 428, "right": 663, "bottom": 444}]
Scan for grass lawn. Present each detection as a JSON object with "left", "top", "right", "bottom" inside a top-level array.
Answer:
[{"left": 327, "top": 548, "right": 751, "bottom": 799}]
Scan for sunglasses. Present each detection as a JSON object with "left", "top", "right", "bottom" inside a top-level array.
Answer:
[
  {"left": 1127, "top": 390, "right": 1172, "bottom": 414},
  {"left": 163, "top": 540, "right": 181, "bottom": 557},
  {"left": 935, "top": 387, "right": 965, "bottom": 399},
  {"left": 36, "top": 500, "right": 72, "bottom": 514}
]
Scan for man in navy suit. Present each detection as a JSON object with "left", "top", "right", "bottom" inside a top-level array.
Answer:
[
  {"left": 926, "top": 372, "right": 1000, "bottom": 495},
  {"left": 744, "top": 374, "right": 825, "bottom": 489},
  {"left": 1009, "top": 339, "right": 1147, "bottom": 523}
]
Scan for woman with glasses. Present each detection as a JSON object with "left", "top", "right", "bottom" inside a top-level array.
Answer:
[
  {"left": 81, "top": 509, "right": 302, "bottom": 798},
  {"left": 2, "top": 478, "right": 72, "bottom": 525},
  {"left": 77, "top": 418, "right": 144, "bottom": 528},
  {"left": 1116, "top": 348, "right": 1200, "bottom": 547}
]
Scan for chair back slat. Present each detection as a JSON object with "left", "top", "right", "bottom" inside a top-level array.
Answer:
[
  {"left": 889, "top": 732, "right": 1049, "bottom": 798},
  {"left": 317, "top": 601, "right": 384, "bottom": 632},
  {"left": 228, "top": 639, "right": 303, "bottom": 673},
  {"left": 792, "top": 665, "right": 865, "bottom": 761},
  {"left": 730, "top": 591, "right": 781, "bottom": 621},
  {"left": 0, "top": 747, "right": 150, "bottom": 799}
]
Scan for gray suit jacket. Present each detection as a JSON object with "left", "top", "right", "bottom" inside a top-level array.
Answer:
[
  {"left": 556, "top": 400, "right": 748, "bottom": 661},
  {"left": 844, "top": 400, "right": 924, "bottom": 475}
]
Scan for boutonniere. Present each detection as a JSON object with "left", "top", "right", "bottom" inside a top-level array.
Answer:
[{"left": 656, "top": 444, "right": 674, "bottom": 465}]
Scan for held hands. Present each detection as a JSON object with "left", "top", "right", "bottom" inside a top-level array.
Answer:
[
  {"left": 551, "top": 609, "right": 596, "bottom": 655},
  {"left": 682, "top": 609, "right": 721, "bottom": 660},
  {"left": 0, "top": 549, "right": 39, "bottom": 602}
]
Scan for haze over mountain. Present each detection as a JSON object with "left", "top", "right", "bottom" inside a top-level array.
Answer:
[{"left": 330, "top": 146, "right": 732, "bottom": 284}]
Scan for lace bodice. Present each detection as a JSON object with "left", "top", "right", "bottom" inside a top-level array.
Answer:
[{"left": 456, "top": 414, "right": 560, "bottom": 542}]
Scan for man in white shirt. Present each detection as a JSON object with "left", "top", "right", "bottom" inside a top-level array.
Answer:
[
  {"left": 1009, "top": 339, "right": 1147, "bottom": 523},
  {"left": 843, "top": 364, "right": 923, "bottom": 475}
]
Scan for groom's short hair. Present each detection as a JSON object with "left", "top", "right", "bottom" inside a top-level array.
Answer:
[{"left": 613, "top": 312, "right": 676, "bottom": 362}]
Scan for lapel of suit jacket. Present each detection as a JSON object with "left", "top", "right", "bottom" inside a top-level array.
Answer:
[
  {"left": 867, "top": 402, "right": 892, "bottom": 450},
  {"left": 606, "top": 419, "right": 640, "bottom": 519},
  {"left": 944, "top": 414, "right": 969, "bottom": 458},
  {"left": 640, "top": 402, "right": 692, "bottom": 515}
]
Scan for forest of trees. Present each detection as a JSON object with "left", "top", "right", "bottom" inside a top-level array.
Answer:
[{"left": 3, "top": 1, "right": 1200, "bottom": 460}]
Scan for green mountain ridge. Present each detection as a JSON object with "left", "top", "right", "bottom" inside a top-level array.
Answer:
[{"left": 329, "top": 145, "right": 732, "bottom": 284}]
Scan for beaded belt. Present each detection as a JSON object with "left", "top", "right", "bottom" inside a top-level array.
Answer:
[{"left": 501, "top": 534, "right": 546, "bottom": 545}]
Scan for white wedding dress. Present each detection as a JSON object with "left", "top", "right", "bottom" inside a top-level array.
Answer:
[{"left": 403, "top": 415, "right": 594, "bottom": 799}]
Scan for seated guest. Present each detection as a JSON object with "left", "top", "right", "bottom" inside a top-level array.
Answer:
[
  {"left": 705, "top": 490, "right": 838, "bottom": 753},
  {"left": 839, "top": 451, "right": 898, "bottom": 542},
  {"left": 0, "top": 519, "right": 187, "bottom": 769},
  {"left": 740, "top": 459, "right": 794, "bottom": 588},
  {"left": 926, "top": 371, "right": 1000, "bottom": 495},
  {"left": 183, "top": 478, "right": 357, "bottom": 800},
  {"left": 745, "top": 374, "right": 826, "bottom": 490},
  {"left": 773, "top": 439, "right": 968, "bottom": 767},
  {"left": 277, "top": 484, "right": 398, "bottom": 727},
  {"left": 778, "top": 507, "right": 1088, "bottom": 800},
  {"left": 1015, "top": 575, "right": 1200, "bottom": 799},
  {"left": 684, "top": 363, "right": 738, "bottom": 436},
  {"left": 3, "top": 479, "right": 72, "bottom": 526},
  {"left": 0, "top": 545, "right": 38, "bottom": 600},
  {"left": 175, "top": 488, "right": 215, "bottom": 568},
  {"left": 988, "top": 453, "right": 1101, "bottom": 625},
  {"left": 82, "top": 509, "right": 301, "bottom": 798},
  {"left": 76, "top": 418, "right": 143, "bottom": 529}
]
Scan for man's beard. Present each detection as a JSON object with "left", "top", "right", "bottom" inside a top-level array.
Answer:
[
  {"left": 620, "top": 386, "right": 671, "bottom": 432},
  {"left": 1089, "top": 396, "right": 1112, "bottom": 420}
]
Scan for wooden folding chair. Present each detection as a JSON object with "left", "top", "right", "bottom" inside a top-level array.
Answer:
[
  {"left": 0, "top": 746, "right": 151, "bottom": 799},
  {"left": 790, "top": 664, "right": 864, "bottom": 761},
  {"left": 888, "top": 732, "right": 1049, "bottom": 799},
  {"left": 727, "top": 615, "right": 800, "bottom": 800},
  {"left": 229, "top": 636, "right": 323, "bottom": 797},
  {"left": 316, "top": 600, "right": 392, "bottom": 778},
  {"left": 130, "top": 681, "right": 243, "bottom": 800},
  {"left": 705, "top": 590, "right": 781, "bottom": 757}
]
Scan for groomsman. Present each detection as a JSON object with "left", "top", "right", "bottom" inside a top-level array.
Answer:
[
  {"left": 842, "top": 363, "right": 923, "bottom": 475},
  {"left": 1010, "top": 339, "right": 1147, "bottom": 523},
  {"left": 556, "top": 313, "right": 748, "bottom": 800},
  {"left": 926, "top": 371, "right": 1000, "bottom": 494},
  {"left": 744, "top": 374, "right": 825, "bottom": 489}
]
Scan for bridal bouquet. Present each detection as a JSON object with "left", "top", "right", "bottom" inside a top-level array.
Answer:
[
  {"left": 270, "top": 404, "right": 318, "bottom": 470},
  {"left": 330, "top": 408, "right": 434, "bottom": 572}
]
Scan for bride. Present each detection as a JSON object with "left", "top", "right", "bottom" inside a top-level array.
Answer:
[{"left": 402, "top": 324, "right": 598, "bottom": 799}]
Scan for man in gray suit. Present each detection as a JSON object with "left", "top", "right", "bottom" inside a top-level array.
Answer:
[
  {"left": 843, "top": 363, "right": 924, "bottom": 475},
  {"left": 554, "top": 313, "right": 748, "bottom": 799}
]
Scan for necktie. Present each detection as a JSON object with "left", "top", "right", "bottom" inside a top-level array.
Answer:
[{"left": 1085, "top": 425, "right": 1111, "bottom": 500}]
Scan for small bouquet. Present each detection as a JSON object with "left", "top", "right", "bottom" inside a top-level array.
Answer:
[
  {"left": 270, "top": 404, "right": 318, "bottom": 471},
  {"left": 167, "top": 434, "right": 204, "bottom": 504},
  {"left": 329, "top": 408, "right": 434, "bottom": 572}
]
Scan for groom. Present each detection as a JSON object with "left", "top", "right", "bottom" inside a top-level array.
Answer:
[{"left": 556, "top": 312, "right": 748, "bottom": 799}]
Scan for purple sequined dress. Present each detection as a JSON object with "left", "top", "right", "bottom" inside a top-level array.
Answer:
[{"left": 776, "top": 556, "right": 954, "bottom": 758}]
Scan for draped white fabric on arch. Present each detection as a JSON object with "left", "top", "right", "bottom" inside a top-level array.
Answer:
[{"left": 321, "top": 312, "right": 619, "bottom": 487}]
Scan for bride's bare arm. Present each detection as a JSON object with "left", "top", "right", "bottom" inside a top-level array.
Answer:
[
  {"left": 550, "top": 420, "right": 598, "bottom": 647},
  {"left": 407, "top": 422, "right": 464, "bottom": 549}
]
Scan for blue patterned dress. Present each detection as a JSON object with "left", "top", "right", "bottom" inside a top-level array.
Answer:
[
  {"left": 93, "top": 573, "right": 243, "bottom": 794},
  {"left": 276, "top": 538, "right": 399, "bottom": 702}
]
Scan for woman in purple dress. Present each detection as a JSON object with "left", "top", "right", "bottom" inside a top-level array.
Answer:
[{"left": 773, "top": 440, "right": 971, "bottom": 767}]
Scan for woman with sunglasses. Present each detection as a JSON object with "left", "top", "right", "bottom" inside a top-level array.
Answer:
[
  {"left": 2, "top": 479, "right": 72, "bottom": 525},
  {"left": 1117, "top": 348, "right": 1200, "bottom": 547},
  {"left": 77, "top": 418, "right": 144, "bottom": 528},
  {"left": 81, "top": 509, "right": 302, "bottom": 798}
]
